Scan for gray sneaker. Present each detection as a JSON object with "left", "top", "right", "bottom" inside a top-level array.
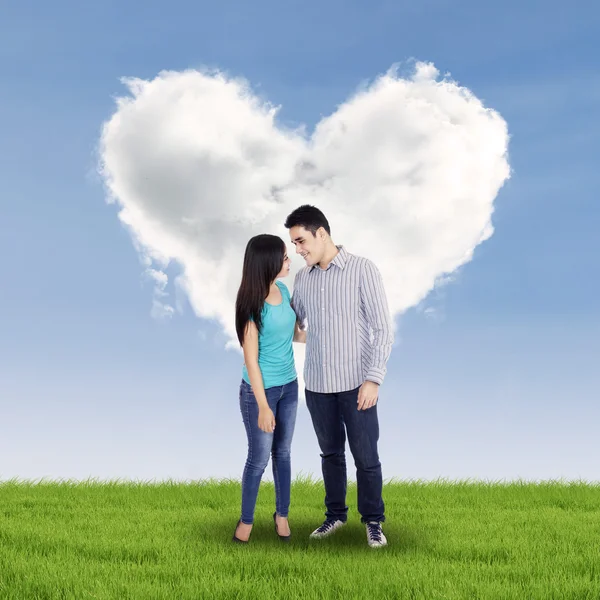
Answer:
[
  {"left": 309, "top": 519, "right": 346, "bottom": 539},
  {"left": 366, "top": 522, "right": 387, "bottom": 548}
]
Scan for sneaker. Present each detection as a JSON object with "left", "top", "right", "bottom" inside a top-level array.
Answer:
[
  {"left": 366, "top": 521, "right": 387, "bottom": 548},
  {"left": 309, "top": 519, "right": 346, "bottom": 539}
]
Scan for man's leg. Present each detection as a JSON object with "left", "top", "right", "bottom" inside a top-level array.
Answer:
[
  {"left": 305, "top": 389, "right": 348, "bottom": 523},
  {"left": 339, "top": 386, "right": 385, "bottom": 524}
]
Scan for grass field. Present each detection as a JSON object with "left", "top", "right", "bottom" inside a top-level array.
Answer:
[{"left": 0, "top": 478, "right": 599, "bottom": 599}]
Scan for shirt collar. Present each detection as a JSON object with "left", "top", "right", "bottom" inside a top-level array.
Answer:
[{"left": 310, "top": 245, "right": 348, "bottom": 271}]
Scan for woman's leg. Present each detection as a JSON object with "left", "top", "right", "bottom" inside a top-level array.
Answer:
[
  {"left": 237, "top": 380, "right": 276, "bottom": 539},
  {"left": 272, "top": 379, "right": 299, "bottom": 530}
]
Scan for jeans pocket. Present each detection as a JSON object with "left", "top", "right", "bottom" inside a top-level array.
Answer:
[{"left": 240, "top": 380, "right": 253, "bottom": 403}]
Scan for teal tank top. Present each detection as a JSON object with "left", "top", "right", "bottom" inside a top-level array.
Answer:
[{"left": 242, "top": 280, "right": 297, "bottom": 389}]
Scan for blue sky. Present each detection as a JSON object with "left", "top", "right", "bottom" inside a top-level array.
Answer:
[{"left": 1, "top": 0, "right": 599, "bottom": 482}]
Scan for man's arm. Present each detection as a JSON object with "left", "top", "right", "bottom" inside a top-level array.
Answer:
[
  {"left": 293, "top": 321, "right": 307, "bottom": 343},
  {"left": 290, "top": 271, "right": 307, "bottom": 331},
  {"left": 360, "top": 260, "right": 394, "bottom": 386}
]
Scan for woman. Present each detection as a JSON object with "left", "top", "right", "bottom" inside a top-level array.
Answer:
[{"left": 233, "top": 234, "right": 306, "bottom": 544}]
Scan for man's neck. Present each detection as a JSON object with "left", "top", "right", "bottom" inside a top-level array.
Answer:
[{"left": 318, "top": 243, "right": 339, "bottom": 270}]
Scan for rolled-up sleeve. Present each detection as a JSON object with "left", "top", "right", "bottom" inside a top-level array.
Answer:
[{"left": 360, "top": 260, "right": 394, "bottom": 385}]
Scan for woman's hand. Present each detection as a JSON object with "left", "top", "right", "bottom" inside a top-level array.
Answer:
[{"left": 258, "top": 407, "right": 276, "bottom": 433}]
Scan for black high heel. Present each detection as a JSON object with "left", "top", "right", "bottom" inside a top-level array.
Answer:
[
  {"left": 273, "top": 512, "right": 291, "bottom": 542},
  {"left": 232, "top": 520, "right": 249, "bottom": 544}
]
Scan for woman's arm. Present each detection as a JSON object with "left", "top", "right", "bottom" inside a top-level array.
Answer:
[{"left": 242, "top": 321, "right": 269, "bottom": 410}]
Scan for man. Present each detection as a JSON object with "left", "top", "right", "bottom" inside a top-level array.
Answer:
[{"left": 285, "top": 205, "right": 394, "bottom": 548}]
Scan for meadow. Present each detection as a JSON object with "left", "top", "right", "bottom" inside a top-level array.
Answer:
[{"left": 0, "top": 478, "right": 599, "bottom": 599}]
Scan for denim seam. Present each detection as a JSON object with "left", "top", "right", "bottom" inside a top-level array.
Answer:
[
  {"left": 272, "top": 392, "right": 282, "bottom": 516},
  {"left": 241, "top": 387, "right": 255, "bottom": 524},
  {"left": 273, "top": 454, "right": 281, "bottom": 515}
]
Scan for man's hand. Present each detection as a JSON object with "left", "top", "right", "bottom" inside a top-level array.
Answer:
[
  {"left": 357, "top": 381, "right": 379, "bottom": 410},
  {"left": 293, "top": 321, "right": 307, "bottom": 343}
]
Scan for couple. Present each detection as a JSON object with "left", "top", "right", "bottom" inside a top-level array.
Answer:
[{"left": 233, "top": 205, "right": 394, "bottom": 548}]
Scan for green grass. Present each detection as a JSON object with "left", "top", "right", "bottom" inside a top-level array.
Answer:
[{"left": 1, "top": 478, "right": 599, "bottom": 599}]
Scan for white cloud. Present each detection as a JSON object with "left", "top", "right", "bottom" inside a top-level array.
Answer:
[
  {"left": 145, "top": 268, "right": 168, "bottom": 295},
  {"left": 150, "top": 299, "right": 174, "bottom": 320},
  {"left": 422, "top": 306, "right": 440, "bottom": 320},
  {"left": 99, "top": 62, "right": 510, "bottom": 389},
  {"left": 143, "top": 267, "right": 173, "bottom": 317}
]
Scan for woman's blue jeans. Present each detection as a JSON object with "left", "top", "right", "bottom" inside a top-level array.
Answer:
[{"left": 239, "top": 378, "right": 298, "bottom": 524}]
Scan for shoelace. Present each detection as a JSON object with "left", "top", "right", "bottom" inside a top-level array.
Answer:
[
  {"left": 367, "top": 522, "right": 382, "bottom": 542},
  {"left": 317, "top": 520, "right": 337, "bottom": 533}
]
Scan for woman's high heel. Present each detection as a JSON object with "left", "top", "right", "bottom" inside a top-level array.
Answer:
[
  {"left": 232, "top": 520, "right": 249, "bottom": 544},
  {"left": 273, "top": 512, "right": 291, "bottom": 542}
]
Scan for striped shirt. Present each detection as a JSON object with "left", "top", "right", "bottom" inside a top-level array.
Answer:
[{"left": 291, "top": 245, "right": 394, "bottom": 394}]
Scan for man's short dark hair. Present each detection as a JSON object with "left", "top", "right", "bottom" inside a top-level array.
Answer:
[{"left": 284, "top": 204, "right": 331, "bottom": 236}]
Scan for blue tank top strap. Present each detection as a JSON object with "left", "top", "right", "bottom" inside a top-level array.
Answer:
[{"left": 276, "top": 280, "right": 290, "bottom": 302}]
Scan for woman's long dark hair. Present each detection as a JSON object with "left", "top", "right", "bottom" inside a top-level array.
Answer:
[{"left": 235, "top": 234, "right": 286, "bottom": 347}]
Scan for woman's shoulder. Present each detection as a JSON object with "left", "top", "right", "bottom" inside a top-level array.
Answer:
[{"left": 275, "top": 280, "right": 290, "bottom": 296}]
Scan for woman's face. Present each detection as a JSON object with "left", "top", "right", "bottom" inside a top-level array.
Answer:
[{"left": 275, "top": 250, "right": 292, "bottom": 279}]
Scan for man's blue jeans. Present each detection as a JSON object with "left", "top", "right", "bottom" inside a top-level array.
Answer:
[
  {"left": 239, "top": 378, "right": 298, "bottom": 524},
  {"left": 305, "top": 385, "right": 385, "bottom": 523}
]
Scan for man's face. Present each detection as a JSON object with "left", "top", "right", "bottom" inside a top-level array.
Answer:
[{"left": 289, "top": 225, "right": 324, "bottom": 267}]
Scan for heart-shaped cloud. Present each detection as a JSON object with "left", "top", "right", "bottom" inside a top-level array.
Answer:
[{"left": 99, "top": 61, "right": 510, "bottom": 390}]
